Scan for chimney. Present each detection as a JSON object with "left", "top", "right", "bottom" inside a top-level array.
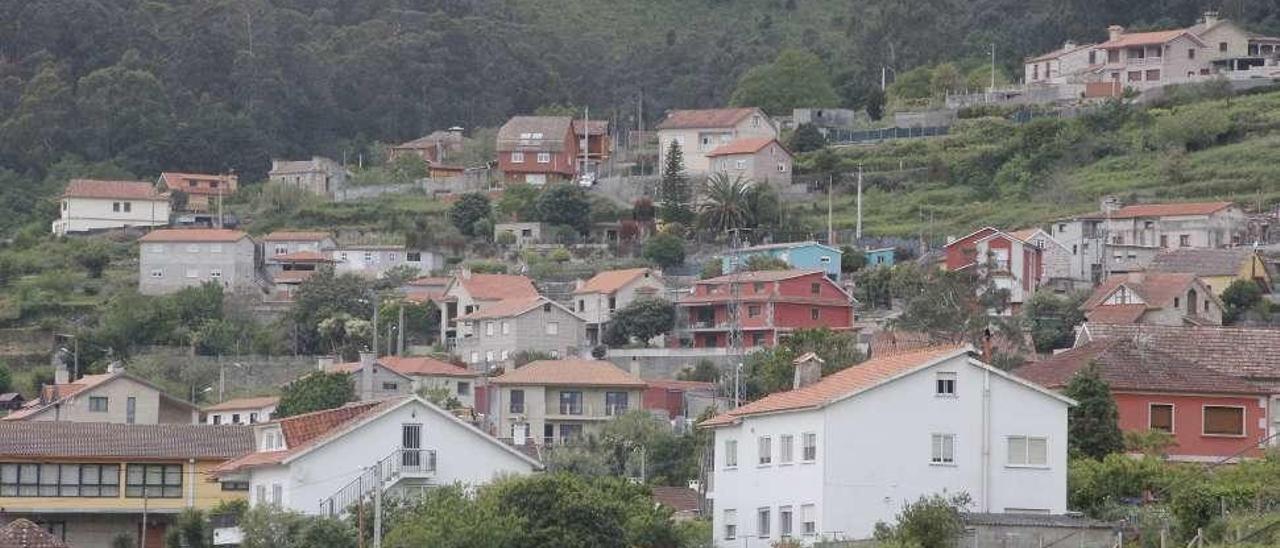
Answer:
[
  {"left": 1064, "top": 40, "right": 1077, "bottom": 49},
  {"left": 792, "top": 353, "right": 825, "bottom": 390},
  {"left": 1108, "top": 25, "right": 1125, "bottom": 41},
  {"left": 358, "top": 351, "right": 375, "bottom": 401},
  {"left": 1100, "top": 195, "right": 1122, "bottom": 214},
  {"left": 317, "top": 356, "right": 335, "bottom": 371},
  {"left": 629, "top": 357, "right": 641, "bottom": 378},
  {"left": 1203, "top": 11, "right": 1219, "bottom": 27}
]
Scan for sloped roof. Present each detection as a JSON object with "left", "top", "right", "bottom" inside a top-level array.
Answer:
[
  {"left": 574, "top": 268, "right": 655, "bottom": 294},
  {"left": 706, "top": 137, "right": 788, "bottom": 157},
  {"left": 407, "top": 276, "right": 451, "bottom": 287},
  {"left": 335, "top": 356, "right": 475, "bottom": 378},
  {"left": 697, "top": 270, "right": 824, "bottom": 284},
  {"left": 496, "top": 116, "right": 573, "bottom": 152},
  {"left": 490, "top": 359, "right": 647, "bottom": 388},
  {"left": 1015, "top": 339, "right": 1265, "bottom": 395},
  {"left": 701, "top": 346, "right": 970, "bottom": 427},
  {"left": 159, "top": 172, "right": 238, "bottom": 196},
  {"left": 735, "top": 241, "right": 838, "bottom": 253},
  {"left": 455, "top": 296, "right": 551, "bottom": 321},
  {"left": 572, "top": 119, "right": 609, "bottom": 136},
  {"left": 645, "top": 379, "right": 717, "bottom": 392},
  {"left": 262, "top": 230, "right": 332, "bottom": 242},
  {"left": 1079, "top": 323, "right": 1280, "bottom": 381},
  {"left": 0, "top": 422, "right": 252, "bottom": 459},
  {"left": 1076, "top": 201, "right": 1234, "bottom": 219},
  {"left": 271, "top": 270, "right": 316, "bottom": 284},
  {"left": 656, "top": 108, "right": 760, "bottom": 130},
  {"left": 1027, "top": 42, "right": 1096, "bottom": 63},
  {"left": 1149, "top": 248, "right": 1255, "bottom": 277},
  {"left": 650, "top": 486, "right": 701, "bottom": 514},
  {"left": 0, "top": 519, "right": 70, "bottom": 548},
  {"left": 203, "top": 396, "right": 280, "bottom": 413},
  {"left": 328, "top": 361, "right": 414, "bottom": 381},
  {"left": 214, "top": 399, "right": 398, "bottom": 473},
  {"left": 1083, "top": 273, "right": 1202, "bottom": 310},
  {"left": 4, "top": 371, "right": 200, "bottom": 421},
  {"left": 138, "top": 228, "right": 249, "bottom": 243},
  {"left": 456, "top": 273, "right": 539, "bottom": 301},
  {"left": 393, "top": 130, "right": 464, "bottom": 149},
  {"left": 1099, "top": 29, "right": 1203, "bottom": 48},
  {"left": 1084, "top": 304, "right": 1148, "bottom": 325},
  {"left": 62, "top": 179, "right": 166, "bottom": 200}
]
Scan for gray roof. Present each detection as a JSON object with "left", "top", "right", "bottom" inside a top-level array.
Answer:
[
  {"left": 1148, "top": 248, "right": 1254, "bottom": 277},
  {"left": 0, "top": 422, "right": 253, "bottom": 459},
  {"left": 496, "top": 116, "right": 573, "bottom": 152},
  {"left": 734, "top": 241, "right": 839, "bottom": 254},
  {"left": 963, "top": 512, "right": 1117, "bottom": 529}
]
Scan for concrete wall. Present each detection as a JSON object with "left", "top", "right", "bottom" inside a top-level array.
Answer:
[
  {"left": 206, "top": 405, "right": 276, "bottom": 425},
  {"left": 960, "top": 522, "right": 1118, "bottom": 548},
  {"left": 138, "top": 238, "right": 257, "bottom": 296},
  {"left": 54, "top": 197, "right": 170, "bottom": 235}
]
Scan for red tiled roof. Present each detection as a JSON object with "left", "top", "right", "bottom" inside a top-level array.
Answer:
[
  {"left": 377, "top": 356, "right": 476, "bottom": 378},
  {"left": 572, "top": 119, "right": 609, "bottom": 136},
  {"left": 1148, "top": 248, "right": 1256, "bottom": 278},
  {"left": 1026, "top": 42, "right": 1095, "bottom": 63},
  {"left": 5, "top": 373, "right": 117, "bottom": 421},
  {"left": 457, "top": 274, "right": 539, "bottom": 301},
  {"left": 203, "top": 396, "right": 279, "bottom": 413},
  {"left": 491, "top": 360, "right": 647, "bottom": 388},
  {"left": 1079, "top": 323, "right": 1280, "bottom": 381},
  {"left": 138, "top": 228, "right": 249, "bottom": 243},
  {"left": 271, "top": 270, "right": 316, "bottom": 284},
  {"left": 1078, "top": 201, "right": 1234, "bottom": 219},
  {"left": 701, "top": 346, "right": 968, "bottom": 426},
  {"left": 404, "top": 288, "right": 444, "bottom": 304},
  {"left": 455, "top": 296, "right": 553, "bottom": 321},
  {"left": 650, "top": 486, "right": 701, "bottom": 514},
  {"left": 0, "top": 421, "right": 252, "bottom": 459},
  {"left": 0, "top": 518, "right": 70, "bottom": 548},
  {"left": 1007, "top": 228, "right": 1040, "bottom": 243},
  {"left": 1015, "top": 339, "right": 1265, "bottom": 395},
  {"left": 62, "top": 179, "right": 165, "bottom": 200},
  {"left": 656, "top": 108, "right": 761, "bottom": 130},
  {"left": 1084, "top": 304, "right": 1148, "bottom": 325},
  {"left": 1099, "top": 29, "right": 1200, "bottom": 49},
  {"left": 1083, "top": 273, "right": 1202, "bottom": 310},
  {"left": 214, "top": 399, "right": 400, "bottom": 474},
  {"left": 575, "top": 268, "right": 655, "bottom": 294},
  {"left": 159, "top": 172, "right": 238, "bottom": 196},
  {"left": 706, "top": 138, "right": 785, "bottom": 157},
  {"left": 697, "top": 270, "right": 823, "bottom": 284},
  {"left": 407, "top": 276, "right": 451, "bottom": 287},
  {"left": 271, "top": 250, "right": 334, "bottom": 262},
  {"left": 262, "top": 230, "right": 332, "bottom": 242}
]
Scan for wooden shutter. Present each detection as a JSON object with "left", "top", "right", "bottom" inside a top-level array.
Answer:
[
  {"left": 1149, "top": 404, "right": 1173, "bottom": 432},
  {"left": 1203, "top": 406, "right": 1243, "bottom": 436}
]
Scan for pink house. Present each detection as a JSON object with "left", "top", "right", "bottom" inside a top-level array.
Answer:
[
  {"left": 943, "top": 227, "right": 1043, "bottom": 314},
  {"left": 673, "top": 270, "right": 854, "bottom": 348}
]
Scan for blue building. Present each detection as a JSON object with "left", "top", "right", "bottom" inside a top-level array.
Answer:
[
  {"left": 722, "top": 241, "right": 843, "bottom": 280},
  {"left": 864, "top": 247, "right": 896, "bottom": 268}
]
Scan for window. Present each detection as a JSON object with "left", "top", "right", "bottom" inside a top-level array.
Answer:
[
  {"left": 274, "top": 245, "right": 288, "bottom": 255},
  {"left": 229, "top": 413, "right": 241, "bottom": 424},
  {"left": 382, "top": 382, "right": 398, "bottom": 391},
  {"left": 777, "top": 162, "right": 787, "bottom": 173},
  {"left": 780, "top": 506, "right": 794, "bottom": 537},
  {"left": 577, "top": 300, "right": 585, "bottom": 312},
  {"left": 1174, "top": 297, "right": 1181, "bottom": 309},
  {"left": 1179, "top": 235, "right": 1191, "bottom": 247},
  {"left": 1187, "top": 48, "right": 1196, "bottom": 59},
  {"left": 758, "top": 436, "right": 772, "bottom": 465},
  {"left": 550, "top": 350, "right": 559, "bottom": 359},
  {"left": 511, "top": 152, "right": 524, "bottom": 163},
  {"left": 751, "top": 332, "right": 765, "bottom": 346},
  {"left": 485, "top": 350, "right": 494, "bottom": 362},
  {"left": 126, "top": 464, "right": 182, "bottom": 498},
  {"left": 537, "top": 152, "right": 551, "bottom": 164},
  {"left": 558, "top": 424, "right": 583, "bottom": 443},
  {"left": 1160, "top": 235, "right": 1169, "bottom": 248},
  {"left": 931, "top": 434, "right": 955, "bottom": 464},
  {"left": 185, "top": 268, "right": 199, "bottom": 278},
  {"left": 262, "top": 429, "right": 284, "bottom": 450},
  {"left": 1220, "top": 42, "right": 1228, "bottom": 52},
  {"left": 364, "top": 251, "right": 374, "bottom": 264},
  {"left": 608, "top": 296, "right": 617, "bottom": 311},
  {"left": 509, "top": 390, "right": 525, "bottom": 413},
  {"left": 271, "top": 483, "right": 283, "bottom": 505},
  {"left": 213, "top": 415, "right": 222, "bottom": 425},
  {"left": 734, "top": 159, "right": 746, "bottom": 170},
  {"left": 801, "top": 432, "right": 816, "bottom": 461},
  {"left": 546, "top": 322, "right": 559, "bottom": 335},
  {"left": 810, "top": 282, "right": 821, "bottom": 294},
  {"left": 605, "top": 391, "right": 629, "bottom": 415},
  {"left": 149, "top": 244, "right": 166, "bottom": 254},
  {"left": 810, "top": 308, "right": 820, "bottom": 320},
  {"left": 801, "top": 504, "right": 816, "bottom": 535},
  {"left": 187, "top": 244, "right": 200, "bottom": 253},
  {"left": 1145, "top": 69, "right": 1160, "bottom": 81},
  {"left": 113, "top": 202, "right": 121, "bottom": 212},
  {"left": 469, "top": 351, "right": 479, "bottom": 364},
  {"left": 485, "top": 322, "right": 495, "bottom": 336},
  {"left": 127, "top": 397, "right": 136, "bottom": 424},
  {"left": 1127, "top": 71, "right": 1141, "bottom": 82},
  {"left": 753, "top": 282, "right": 765, "bottom": 292},
  {"left": 1007, "top": 436, "right": 1048, "bottom": 466},
  {"left": 1088, "top": 51, "right": 1097, "bottom": 64},
  {"left": 936, "top": 372, "right": 957, "bottom": 396},
  {"left": 209, "top": 269, "right": 222, "bottom": 279},
  {"left": 1203, "top": 406, "right": 1244, "bottom": 436},
  {"left": 747, "top": 305, "right": 761, "bottom": 317},
  {"left": 559, "top": 391, "right": 583, "bottom": 415},
  {"left": 1, "top": 463, "right": 120, "bottom": 497},
  {"left": 1150, "top": 403, "right": 1174, "bottom": 432},
  {"left": 500, "top": 350, "right": 509, "bottom": 361},
  {"left": 407, "top": 252, "right": 421, "bottom": 262},
  {"left": 457, "top": 382, "right": 471, "bottom": 396},
  {"left": 725, "top": 439, "right": 738, "bottom": 468},
  {"left": 757, "top": 507, "right": 771, "bottom": 538},
  {"left": 724, "top": 509, "right": 738, "bottom": 540},
  {"left": 779, "top": 434, "right": 794, "bottom": 463},
  {"left": 88, "top": 397, "right": 108, "bottom": 412},
  {"left": 255, "top": 485, "right": 266, "bottom": 504},
  {"left": 222, "top": 481, "right": 249, "bottom": 491},
  {"left": 502, "top": 322, "right": 510, "bottom": 335},
  {"left": 249, "top": 413, "right": 258, "bottom": 423},
  {"left": 150, "top": 269, "right": 164, "bottom": 278},
  {"left": 209, "top": 244, "right": 223, "bottom": 253}
]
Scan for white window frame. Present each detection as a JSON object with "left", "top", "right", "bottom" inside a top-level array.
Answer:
[
  {"left": 757, "top": 507, "right": 771, "bottom": 538},
  {"left": 209, "top": 244, "right": 223, "bottom": 253},
  {"left": 931, "top": 433, "right": 956, "bottom": 465},
  {"left": 501, "top": 321, "right": 510, "bottom": 335},
  {"left": 470, "top": 351, "right": 479, "bottom": 364},
  {"left": 1007, "top": 435, "right": 1049, "bottom": 467},
  {"left": 779, "top": 434, "right": 794, "bottom": 463},
  {"left": 537, "top": 152, "right": 551, "bottom": 164},
  {"left": 185, "top": 268, "right": 199, "bottom": 279},
  {"left": 757, "top": 436, "right": 772, "bottom": 466},
  {"left": 149, "top": 244, "right": 166, "bottom": 253},
  {"left": 935, "top": 372, "right": 957, "bottom": 397},
  {"left": 485, "top": 350, "right": 494, "bottom": 363},
  {"left": 801, "top": 432, "right": 817, "bottom": 462},
  {"left": 777, "top": 161, "right": 788, "bottom": 173},
  {"left": 186, "top": 244, "right": 200, "bottom": 253},
  {"left": 734, "top": 159, "right": 746, "bottom": 170},
  {"left": 500, "top": 350, "right": 509, "bottom": 361},
  {"left": 724, "top": 439, "right": 738, "bottom": 468},
  {"left": 779, "top": 505, "right": 794, "bottom": 537},
  {"left": 545, "top": 322, "right": 559, "bottom": 335},
  {"left": 801, "top": 504, "right": 816, "bottom": 535},
  {"left": 511, "top": 152, "right": 524, "bottom": 163},
  {"left": 724, "top": 509, "right": 737, "bottom": 540},
  {"left": 485, "top": 322, "right": 495, "bottom": 336}
]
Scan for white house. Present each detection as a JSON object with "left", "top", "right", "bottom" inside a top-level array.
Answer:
[
  {"left": 203, "top": 396, "right": 279, "bottom": 425},
  {"left": 212, "top": 395, "right": 542, "bottom": 515},
  {"left": 702, "top": 347, "right": 1073, "bottom": 545},
  {"left": 53, "top": 179, "right": 171, "bottom": 235},
  {"left": 572, "top": 268, "right": 665, "bottom": 346}
]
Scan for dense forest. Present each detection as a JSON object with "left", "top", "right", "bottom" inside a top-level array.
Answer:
[{"left": 3, "top": 0, "right": 1280, "bottom": 234}]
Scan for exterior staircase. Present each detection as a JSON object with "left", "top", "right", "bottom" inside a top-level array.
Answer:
[{"left": 319, "top": 447, "right": 437, "bottom": 516}]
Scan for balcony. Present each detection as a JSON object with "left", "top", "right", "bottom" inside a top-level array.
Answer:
[
  {"left": 319, "top": 448, "right": 437, "bottom": 517},
  {"left": 545, "top": 404, "right": 615, "bottom": 421}
]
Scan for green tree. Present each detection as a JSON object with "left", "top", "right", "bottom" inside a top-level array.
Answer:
[
  {"left": 1062, "top": 362, "right": 1124, "bottom": 460},
  {"left": 165, "top": 508, "right": 211, "bottom": 548},
  {"left": 603, "top": 298, "right": 675, "bottom": 347},
  {"left": 75, "top": 50, "right": 173, "bottom": 167},
  {"left": 72, "top": 239, "right": 113, "bottom": 278},
  {"left": 1221, "top": 279, "right": 1263, "bottom": 324},
  {"left": 729, "top": 49, "right": 841, "bottom": 115},
  {"left": 742, "top": 328, "right": 862, "bottom": 399},
  {"left": 239, "top": 506, "right": 356, "bottom": 548},
  {"left": 642, "top": 234, "right": 686, "bottom": 269},
  {"left": 1022, "top": 291, "right": 1088, "bottom": 353},
  {"left": 0, "top": 363, "right": 11, "bottom": 393},
  {"left": 0, "top": 63, "right": 76, "bottom": 169},
  {"left": 275, "top": 371, "right": 355, "bottom": 418},
  {"left": 697, "top": 173, "right": 752, "bottom": 233},
  {"left": 288, "top": 267, "right": 374, "bottom": 354},
  {"left": 840, "top": 246, "right": 867, "bottom": 273},
  {"left": 699, "top": 259, "right": 723, "bottom": 279},
  {"left": 678, "top": 360, "right": 720, "bottom": 382},
  {"left": 450, "top": 193, "right": 493, "bottom": 237},
  {"left": 873, "top": 493, "right": 971, "bottom": 548},
  {"left": 890, "top": 267, "right": 1017, "bottom": 348},
  {"left": 788, "top": 123, "right": 827, "bottom": 153},
  {"left": 512, "top": 350, "right": 554, "bottom": 367},
  {"left": 535, "top": 184, "right": 592, "bottom": 233},
  {"left": 865, "top": 87, "right": 886, "bottom": 121},
  {"left": 383, "top": 485, "right": 525, "bottom": 548},
  {"left": 658, "top": 141, "right": 694, "bottom": 226},
  {"left": 744, "top": 255, "right": 789, "bottom": 271},
  {"left": 496, "top": 183, "right": 542, "bottom": 222}
]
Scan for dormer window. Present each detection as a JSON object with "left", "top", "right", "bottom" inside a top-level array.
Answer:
[{"left": 261, "top": 428, "right": 285, "bottom": 451}]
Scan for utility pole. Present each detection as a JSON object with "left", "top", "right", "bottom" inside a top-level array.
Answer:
[
  {"left": 397, "top": 303, "right": 405, "bottom": 356},
  {"left": 371, "top": 290, "right": 379, "bottom": 357},
  {"left": 881, "top": 66, "right": 887, "bottom": 91},
  {"left": 856, "top": 163, "right": 864, "bottom": 242},
  {"left": 373, "top": 464, "right": 383, "bottom": 548},
  {"left": 826, "top": 174, "right": 834, "bottom": 246},
  {"left": 989, "top": 43, "right": 997, "bottom": 93},
  {"left": 727, "top": 228, "right": 746, "bottom": 409}
]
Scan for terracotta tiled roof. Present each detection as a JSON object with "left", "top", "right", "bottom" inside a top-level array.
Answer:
[
  {"left": 214, "top": 399, "right": 400, "bottom": 474},
  {"left": 0, "top": 518, "right": 70, "bottom": 548},
  {"left": 701, "top": 346, "right": 968, "bottom": 427},
  {"left": 5, "top": 373, "right": 116, "bottom": 421},
  {"left": 0, "top": 422, "right": 252, "bottom": 459},
  {"left": 407, "top": 276, "right": 451, "bottom": 287},
  {"left": 203, "top": 396, "right": 280, "bottom": 413},
  {"left": 159, "top": 172, "right": 238, "bottom": 196},
  {"left": 455, "top": 296, "right": 552, "bottom": 321},
  {"left": 496, "top": 116, "right": 573, "bottom": 152},
  {"left": 706, "top": 137, "right": 786, "bottom": 157},
  {"left": 62, "top": 179, "right": 165, "bottom": 200},
  {"left": 327, "top": 361, "right": 413, "bottom": 381},
  {"left": 1077, "top": 201, "right": 1234, "bottom": 219},
  {"left": 650, "top": 485, "right": 701, "bottom": 514},
  {"left": 491, "top": 360, "right": 647, "bottom": 388},
  {"left": 1084, "top": 304, "right": 1149, "bottom": 325},
  {"left": 1099, "top": 29, "right": 1201, "bottom": 49},
  {"left": 697, "top": 269, "right": 823, "bottom": 284},
  {"left": 404, "top": 288, "right": 444, "bottom": 304},
  {"left": 457, "top": 274, "right": 539, "bottom": 301},
  {"left": 656, "top": 108, "right": 760, "bottom": 130},
  {"left": 262, "top": 230, "right": 332, "bottom": 242},
  {"left": 1007, "top": 228, "right": 1040, "bottom": 242},
  {"left": 678, "top": 293, "right": 850, "bottom": 306},
  {"left": 394, "top": 130, "right": 463, "bottom": 149},
  {"left": 1018, "top": 339, "right": 1265, "bottom": 395},
  {"left": 1149, "top": 248, "right": 1254, "bottom": 278},
  {"left": 575, "top": 268, "right": 655, "bottom": 294},
  {"left": 1080, "top": 323, "right": 1280, "bottom": 381},
  {"left": 138, "top": 228, "right": 249, "bottom": 243},
  {"left": 379, "top": 356, "right": 476, "bottom": 377},
  {"left": 645, "top": 379, "right": 716, "bottom": 392},
  {"left": 1083, "top": 273, "right": 1202, "bottom": 310},
  {"left": 270, "top": 250, "right": 334, "bottom": 262}
]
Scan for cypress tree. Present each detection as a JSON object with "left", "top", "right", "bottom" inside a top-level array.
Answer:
[
  {"left": 1062, "top": 361, "right": 1125, "bottom": 459},
  {"left": 657, "top": 140, "right": 693, "bottom": 226}
]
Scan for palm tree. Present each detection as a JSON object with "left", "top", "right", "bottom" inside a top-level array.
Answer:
[{"left": 698, "top": 173, "right": 754, "bottom": 233}]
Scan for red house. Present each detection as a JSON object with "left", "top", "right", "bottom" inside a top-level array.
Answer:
[
  {"left": 496, "top": 116, "right": 579, "bottom": 185},
  {"left": 643, "top": 379, "right": 716, "bottom": 420},
  {"left": 674, "top": 270, "right": 854, "bottom": 348},
  {"left": 572, "top": 119, "right": 610, "bottom": 176},
  {"left": 159, "top": 172, "right": 238, "bottom": 212},
  {"left": 1016, "top": 338, "right": 1268, "bottom": 461},
  {"left": 943, "top": 227, "right": 1043, "bottom": 313}
]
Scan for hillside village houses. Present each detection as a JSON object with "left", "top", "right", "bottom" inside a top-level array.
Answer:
[
  {"left": 722, "top": 241, "right": 844, "bottom": 281},
  {"left": 675, "top": 270, "right": 855, "bottom": 348},
  {"left": 943, "top": 227, "right": 1044, "bottom": 313},
  {"left": 203, "top": 396, "right": 279, "bottom": 426},
  {"left": 1148, "top": 247, "right": 1272, "bottom": 295},
  {"left": 454, "top": 295, "right": 588, "bottom": 369},
  {"left": 573, "top": 118, "right": 612, "bottom": 177},
  {"left": 388, "top": 128, "right": 465, "bottom": 166},
  {"left": 496, "top": 116, "right": 580, "bottom": 185},
  {"left": 324, "top": 353, "right": 480, "bottom": 408},
  {"left": 486, "top": 359, "right": 647, "bottom": 444},
  {"left": 1081, "top": 271, "right": 1225, "bottom": 326},
  {"left": 158, "top": 172, "right": 238, "bottom": 213},
  {"left": 137, "top": 229, "right": 258, "bottom": 296},
  {"left": 2, "top": 365, "right": 201, "bottom": 424},
  {"left": 656, "top": 107, "right": 777, "bottom": 175},
  {"left": 573, "top": 268, "right": 665, "bottom": 346},
  {"left": 706, "top": 137, "right": 794, "bottom": 188},
  {"left": 52, "top": 179, "right": 171, "bottom": 235},
  {"left": 704, "top": 347, "right": 1073, "bottom": 545},
  {"left": 437, "top": 271, "right": 540, "bottom": 348}
]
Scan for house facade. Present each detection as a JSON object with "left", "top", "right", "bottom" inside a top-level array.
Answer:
[
  {"left": 438, "top": 272, "right": 540, "bottom": 348},
  {"left": 0, "top": 421, "right": 251, "bottom": 547},
  {"left": 703, "top": 347, "right": 1072, "bottom": 544},
  {"left": 573, "top": 268, "right": 665, "bottom": 345},
  {"left": 674, "top": 270, "right": 855, "bottom": 349},
  {"left": 388, "top": 128, "right": 465, "bottom": 165},
  {"left": 943, "top": 227, "right": 1043, "bottom": 313},
  {"left": 267, "top": 157, "right": 349, "bottom": 197},
  {"left": 159, "top": 172, "right": 238, "bottom": 213},
  {"left": 572, "top": 119, "right": 611, "bottom": 177},
  {"left": 486, "top": 359, "right": 647, "bottom": 444},
  {"left": 496, "top": 116, "right": 579, "bottom": 185},
  {"left": 1010, "top": 228, "right": 1075, "bottom": 291},
  {"left": 455, "top": 296, "right": 588, "bottom": 369},
  {"left": 1023, "top": 41, "right": 1100, "bottom": 85},
  {"left": 656, "top": 108, "right": 777, "bottom": 175},
  {"left": 864, "top": 247, "right": 895, "bottom": 268},
  {"left": 706, "top": 138, "right": 793, "bottom": 188},
  {"left": 1082, "top": 272, "right": 1224, "bottom": 326},
  {"left": 723, "top": 242, "right": 843, "bottom": 281},
  {"left": 203, "top": 397, "right": 278, "bottom": 426},
  {"left": 138, "top": 229, "right": 258, "bottom": 296},
  {"left": 494, "top": 222, "right": 551, "bottom": 247},
  {"left": 212, "top": 396, "right": 542, "bottom": 516},
  {"left": 332, "top": 244, "right": 440, "bottom": 278},
  {"left": 1017, "top": 338, "right": 1267, "bottom": 462},
  {"left": 53, "top": 179, "right": 170, "bottom": 235},
  {"left": 374, "top": 356, "right": 480, "bottom": 409},
  {"left": 3, "top": 368, "right": 199, "bottom": 424},
  {"left": 1148, "top": 248, "right": 1271, "bottom": 295}
]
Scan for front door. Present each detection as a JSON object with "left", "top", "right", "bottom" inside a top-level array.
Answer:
[{"left": 402, "top": 424, "right": 422, "bottom": 467}]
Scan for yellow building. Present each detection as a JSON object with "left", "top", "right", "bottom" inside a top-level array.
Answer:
[
  {"left": 0, "top": 421, "right": 252, "bottom": 547},
  {"left": 1149, "top": 248, "right": 1271, "bottom": 296}
]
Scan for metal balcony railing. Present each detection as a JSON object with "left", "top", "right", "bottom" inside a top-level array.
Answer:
[{"left": 318, "top": 448, "right": 436, "bottom": 517}]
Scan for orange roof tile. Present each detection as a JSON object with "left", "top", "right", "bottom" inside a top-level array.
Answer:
[
  {"left": 159, "top": 172, "right": 239, "bottom": 196},
  {"left": 574, "top": 268, "right": 655, "bottom": 294},
  {"left": 457, "top": 274, "right": 539, "bottom": 301},
  {"left": 1016, "top": 339, "right": 1265, "bottom": 395},
  {"left": 407, "top": 276, "right": 451, "bottom": 287},
  {"left": 62, "top": 179, "right": 166, "bottom": 200},
  {"left": 261, "top": 230, "right": 332, "bottom": 242},
  {"left": 1026, "top": 42, "right": 1095, "bottom": 63},
  {"left": 706, "top": 137, "right": 786, "bottom": 157},
  {"left": 656, "top": 108, "right": 761, "bottom": 130},
  {"left": 138, "top": 228, "right": 249, "bottom": 243},
  {"left": 455, "top": 296, "right": 552, "bottom": 321},
  {"left": 1007, "top": 228, "right": 1040, "bottom": 243},
  {"left": 1083, "top": 273, "right": 1201, "bottom": 310},
  {"left": 203, "top": 396, "right": 280, "bottom": 413},
  {"left": 1099, "top": 29, "right": 1200, "bottom": 49},
  {"left": 379, "top": 356, "right": 477, "bottom": 377},
  {"left": 490, "top": 359, "right": 647, "bottom": 388},
  {"left": 0, "top": 518, "right": 70, "bottom": 548},
  {"left": 213, "top": 399, "right": 400, "bottom": 474},
  {"left": 701, "top": 346, "right": 968, "bottom": 427},
  {"left": 4, "top": 373, "right": 118, "bottom": 421},
  {"left": 1078, "top": 201, "right": 1234, "bottom": 219},
  {"left": 697, "top": 270, "right": 823, "bottom": 284},
  {"left": 1084, "top": 304, "right": 1148, "bottom": 325}
]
